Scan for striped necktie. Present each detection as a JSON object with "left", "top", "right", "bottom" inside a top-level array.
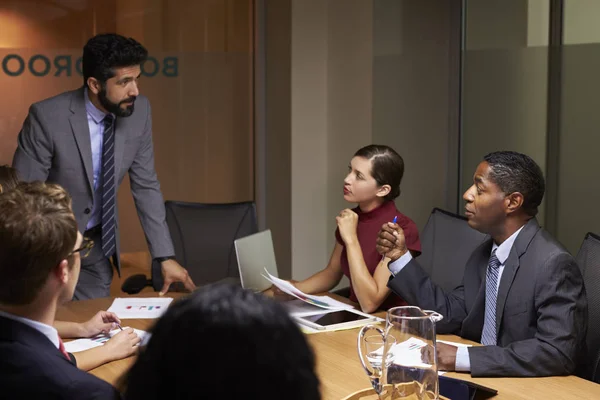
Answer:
[
  {"left": 101, "top": 114, "right": 116, "bottom": 258},
  {"left": 481, "top": 249, "right": 501, "bottom": 346}
]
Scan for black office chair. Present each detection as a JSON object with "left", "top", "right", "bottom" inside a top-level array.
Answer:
[
  {"left": 122, "top": 200, "right": 258, "bottom": 294},
  {"left": 418, "top": 208, "right": 488, "bottom": 293},
  {"left": 576, "top": 232, "right": 600, "bottom": 383}
]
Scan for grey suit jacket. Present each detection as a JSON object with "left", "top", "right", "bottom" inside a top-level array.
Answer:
[
  {"left": 12, "top": 87, "right": 174, "bottom": 273},
  {"left": 388, "top": 218, "right": 588, "bottom": 377}
]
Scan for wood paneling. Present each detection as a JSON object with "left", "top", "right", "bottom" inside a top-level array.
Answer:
[
  {"left": 115, "top": 0, "right": 254, "bottom": 252},
  {"left": 0, "top": 0, "right": 254, "bottom": 253}
]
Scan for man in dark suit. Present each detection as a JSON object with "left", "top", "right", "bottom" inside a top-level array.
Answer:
[
  {"left": 376, "top": 151, "right": 587, "bottom": 377},
  {"left": 0, "top": 182, "right": 121, "bottom": 399},
  {"left": 12, "top": 33, "right": 195, "bottom": 299}
]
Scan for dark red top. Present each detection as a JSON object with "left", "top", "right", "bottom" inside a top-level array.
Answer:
[{"left": 335, "top": 200, "right": 421, "bottom": 310}]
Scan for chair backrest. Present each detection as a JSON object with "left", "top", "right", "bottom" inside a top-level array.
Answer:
[
  {"left": 418, "top": 208, "right": 488, "bottom": 293},
  {"left": 152, "top": 201, "right": 258, "bottom": 291},
  {"left": 576, "top": 232, "right": 600, "bottom": 382}
]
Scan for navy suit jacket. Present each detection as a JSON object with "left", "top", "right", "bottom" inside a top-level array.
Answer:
[
  {"left": 0, "top": 315, "right": 121, "bottom": 399},
  {"left": 388, "top": 218, "right": 588, "bottom": 377}
]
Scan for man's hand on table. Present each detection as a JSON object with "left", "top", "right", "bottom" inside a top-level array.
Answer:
[
  {"left": 422, "top": 342, "right": 458, "bottom": 371},
  {"left": 159, "top": 259, "right": 196, "bottom": 295}
]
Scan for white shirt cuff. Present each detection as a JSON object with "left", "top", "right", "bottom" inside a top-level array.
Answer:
[
  {"left": 454, "top": 346, "right": 471, "bottom": 372},
  {"left": 388, "top": 251, "right": 413, "bottom": 276}
]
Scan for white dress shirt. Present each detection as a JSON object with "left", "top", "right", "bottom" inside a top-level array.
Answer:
[
  {"left": 0, "top": 309, "right": 60, "bottom": 349},
  {"left": 387, "top": 226, "right": 524, "bottom": 372}
]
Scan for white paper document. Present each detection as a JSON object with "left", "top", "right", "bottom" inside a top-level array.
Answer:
[
  {"left": 107, "top": 297, "right": 173, "bottom": 319},
  {"left": 370, "top": 337, "right": 456, "bottom": 376},
  {"left": 389, "top": 337, "right": 430, "bottom": 369},
  {"left": 64, "top": 328, "right": 151, "bottom": 353},
  {"left": 284, "top": 299, "right": 329, "bottom": 317},
  {"left": 262, "top": 268, "right": 353, "bottom": 310}
]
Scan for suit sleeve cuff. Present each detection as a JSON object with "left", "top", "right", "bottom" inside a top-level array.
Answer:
[
  {"left": 454, "top": 346, "right": 471, "bottom": 372},
  {"left": 154, "top": 256, "right": 176, "bottom": 263},
  {"left": 388, "top": 251, "right": 413, "bottom": 276}
]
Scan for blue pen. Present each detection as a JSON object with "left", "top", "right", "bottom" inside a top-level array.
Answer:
[{"left": 381, "top": 216, "right": 398, "bottom": 262}]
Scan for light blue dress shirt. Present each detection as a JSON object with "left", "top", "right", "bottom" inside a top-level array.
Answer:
[
  {"left": 388, "top": 226, "right": 524, "bottom": 372},
  {"left": 83, "top": 88, "right": 110, "bottom": 230}
]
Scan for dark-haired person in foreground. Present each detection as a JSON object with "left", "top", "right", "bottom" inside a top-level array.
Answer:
[
  {"left": 0, "top": 182, "right": 121, "bottom": 399},
  {"left": 377, "top": 151, "right": 587, "bottom": 377},
  {"left": 120, "top": 283, "right": 320, "bottom": 400},
  {"left": 13, "top": 33, "right": 195, "bottom": 299},
  {"left": 275, "top": 145, "right": 420, "bottom": 313}
]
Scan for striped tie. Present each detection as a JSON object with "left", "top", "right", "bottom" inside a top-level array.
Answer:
[
  {"left": 101, "top": 114, "right": 116, "bottom": 258},
  {"left": 481, "top": 249, "right": 501, "bottom": 346}
]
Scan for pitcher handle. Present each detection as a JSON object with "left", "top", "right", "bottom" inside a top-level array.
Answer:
[
  {"left": 423, "top": 309, "right": 444, "bottom": 323},
  {"left": 357, "top": 324, "right": 385, "bottom": 377}
]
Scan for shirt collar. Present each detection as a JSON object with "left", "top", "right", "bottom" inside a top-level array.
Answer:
[
  {"left": 492, "top": 225, "right": 525, "bottom": 265},
  {"left": 0, "top": 309, "right": 60, "bottom": 349},
  {"left": 84, "top": 87, "right": 109, "bottom": 124}
]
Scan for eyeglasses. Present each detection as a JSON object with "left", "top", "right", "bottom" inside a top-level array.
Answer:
[{"left": 71, "top": 237, "right": 94, "bottom": 259}]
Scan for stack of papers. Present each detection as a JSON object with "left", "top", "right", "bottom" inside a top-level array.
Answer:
[
  {"left": 64, "top": 328, "right": 150, "bottom": 353},
  {"left": 262, "top": 269, "right": 353, "bottom": 310},
  {"left": 107, "top": 297, "right": 173, "bottom": 319},
  {"left": 389, "top": 337, "right": 431, "bottom": 369}
]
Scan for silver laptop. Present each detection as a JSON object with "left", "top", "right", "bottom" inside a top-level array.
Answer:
[{"left": 234, "top": 230, "right": 280, "bottom": 292}]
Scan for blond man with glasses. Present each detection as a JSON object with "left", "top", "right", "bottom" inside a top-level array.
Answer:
[
  {"left": 0, "top": 166, "right": 140, "bottom": 372},
  {"left": 0, "top": 182, "right": 137, "bottom": 399}
]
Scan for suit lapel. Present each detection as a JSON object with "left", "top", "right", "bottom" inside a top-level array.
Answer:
[
  {"left": 495, "top": 218, "right": 541, "bottom": 335},
  {"left": 113, "top": 117, "right": 127, "bottom": 187},
  {"left": 69, "top": 88, "right": 94, "bottom": 195},
  {"left": 495, "top": 249, "right": 520, "bottom": 335}
]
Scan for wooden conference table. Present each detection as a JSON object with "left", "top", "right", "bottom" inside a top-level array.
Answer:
[{"left": 56, "top": 292, "right": 600, "bottom": 400}]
